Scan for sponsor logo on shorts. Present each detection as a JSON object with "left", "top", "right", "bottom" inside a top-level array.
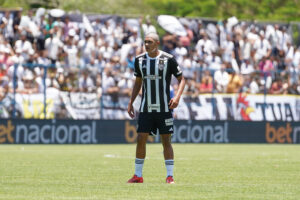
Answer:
[{"left": 165, "top": 118, "right": 173, "bottom": 126}]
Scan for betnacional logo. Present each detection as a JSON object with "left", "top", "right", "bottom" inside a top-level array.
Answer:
[
  {"left": 266, "top": 123, "right": 300, "bottom": 144},
  {"left": 0, "top": 120, "right": 97, "bottom": 144},
  {"left": 237, "top": 93, "right": 254, "bottom": 121},
  {"left": 0, "top": 120, "right": 15, "bottom": 143},
  {"left": 124, "top": 121, "right": 229, "bottom": 144}
]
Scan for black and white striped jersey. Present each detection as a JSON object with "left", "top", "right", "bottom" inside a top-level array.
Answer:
[{"left": 134, "top": 50, "right": 182, "bottom": 113}]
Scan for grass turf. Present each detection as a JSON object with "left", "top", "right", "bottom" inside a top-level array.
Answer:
[{"left": 0, "top": 144, "right": 300, "bottom": 200}]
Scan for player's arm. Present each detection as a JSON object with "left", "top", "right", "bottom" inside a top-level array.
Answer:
[
  {"left": 169, "top": 75, "right": 185, "bottom": 109},
  {"left": 128, "top": 57, "right": 143, "bottom": 118},
  {"left": 128, "top": 77, "right": 142, "bottom": 118},
  {"left": 169, "top": 56, "right": 186, "bottom": 109}
]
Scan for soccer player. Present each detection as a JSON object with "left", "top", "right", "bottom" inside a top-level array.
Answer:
[{"left": 127, "top": 33, "right": 186, "bottom": 184}]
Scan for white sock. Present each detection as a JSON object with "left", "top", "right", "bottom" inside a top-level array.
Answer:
[
  {"left": 165, "top": 159, "right": 174, "bottom": 177},
  {"left": 135, "top": 158, "right": 144, "bottom": 177}
]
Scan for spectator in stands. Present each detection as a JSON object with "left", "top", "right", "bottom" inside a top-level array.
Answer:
[
  {"left": 14, "top": 30, "right": 33, "bottom": 62},
  {"left": 179, "top": 23, "right": 194, "bottom": 49},
  {"left": 45, "top": 22, "right": 63, "bottom": 65},
  {"left": 101, "top": 20, "right": 114, "bottom": 46},
  {"left": 162, "top": 33, "right": 176, "bottom": 55},
  {"left": 288, "top": 82, "right": 300, "bottom": 95},
  {"left": 0, "top": 61, "right": 7, "bottom": 78},
  {"left": 78, "top": 31, "right": 96, "bottom": 69},
  {"left": 284, "top": 41, "right": 294, "bottom": 67},
  {"left": 95, "top": 72, "right": 102, "bottom": 99},
  {"left": 220, "top": 34, "right": 234, "bottom": 64},
  {"left": 141, "top": 15, "right": 157, "bottom": 35},
  {"left": 240, "top": 59, "right": 254, "bottom": 75},
  {"left": 118, "top": 71, "right": 133, "bottom": 96},
  {"left": 102, "top": 66, "right": 120, "bottom": 107},
  {"left": 0, "top": 11, "right": 13, "bottom": 44},
  {"left": 184, "top": 78, "right": 198, "bottom": 97},
  {"left": 196, "top": 33, "right": 215, "bottom": 59},
  {"left": 128, "top": 27, "right": 143, "bottom": 55},
  {"left": 19, "top": 70, "right": 39, "bottom": 94},
  {"left": 56, "top": 68, "right": 69, "bottom": 91},
  {"left": 113, "top": 22, "right": 124, "bottom": 46},
  {"left": 174, "top": 40, "right": 188, "bottom": 65},
  {"left": 35, "top": 67, "right": 59, "bottom": 93},
  {"left": 276, "top": 50, "right": 286, "bottom": 71},
  {"left": 36, "top": 14, "right": 47, "bottom": 51},
  {"left": 226, "top": 71, "right": 243, "bottom": 93},
  {"left": 99, "top": 40, "right": 113, "bottom": 62},
  {"left": 181, "top": 54, "right": 193, "bottom": 79},
  {"left": 214, "top": 64, "right": 229, "bottom": 93},
  {"left": 0, "top": 46, "right": 13, "bottom": 68},
  {"left": 206, "top": 50, "right": 222, "bottom": 70},
  {"left": 239, "top": 35, "right": 251, "bottom": 61},
  {"left": 253, "top": 31, "right": 272, "bottom": 63},
  {"left": 62, "top": 29, "right": 79, "bottom": 68},
  {"left": 249, "top": 76, "right": 261, "bottom": 94},
  {"left": 198, "top": 70, "right": 213, "bottom": 93},
  {"left": 62, "top": 67, "right": 77, "bottom": 92},
  {"left": 63, "top": 16, "right": 75, "bottom": 40},
  {"left": 12, "top": 10, "right": 21, "bottom": 39},
  {"left": 0, "top": 75, "right": 8, "bottom": 101},
  {"left": 259, "top": 56, "right": 274, "bottom": 89},
  {"left": 269, "top": 78, "right": 285, "bottom": 94},
  {"left": 37, "top": 49, "right": 50, "bottom": 66},
  {"left": 78, "top": 68, "right": 95, "bottom": 92}
]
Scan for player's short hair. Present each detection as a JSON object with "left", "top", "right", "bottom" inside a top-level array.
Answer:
[{"left": 145, "top": 32, "right": 159, "bottom": 42}]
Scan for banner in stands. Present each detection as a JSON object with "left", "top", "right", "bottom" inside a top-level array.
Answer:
[
  {"left": 14, "top": 88, "right": 61, "bottom": 119},
  {"left": 0, "top": 119, "right": 300, "bottom": 144},
  {"left": 91, "top": 93, "right": 300, "bottom": 121},
  {"left": 6, "top": 92, "right": 300, "bottom": 121},
  {"left": 60, "top": 92, "right": 100, "bottom": 119},
  {"left": 174, "top": 93, "right": 300, "bottom": 121}
]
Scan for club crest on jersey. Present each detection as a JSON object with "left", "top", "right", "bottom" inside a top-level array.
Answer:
[{"left": 158, "top": 59, "right": 165, "bottom": 70}]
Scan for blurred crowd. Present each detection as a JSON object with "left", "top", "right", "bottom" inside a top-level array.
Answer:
[{"left": 0, "top": 8, "right": 300, "bottom": 106}]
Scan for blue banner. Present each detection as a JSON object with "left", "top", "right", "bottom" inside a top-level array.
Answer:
[{"left": 0, "top": 119, "right": 300, "bottom": 144}]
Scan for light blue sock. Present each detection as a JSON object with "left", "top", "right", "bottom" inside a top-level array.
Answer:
[
  {"left": 165, "top": 159, "right": 174, "bottom": 177},
  {"left": 135, "top": 158, "right": 144, "bottom": 177}
]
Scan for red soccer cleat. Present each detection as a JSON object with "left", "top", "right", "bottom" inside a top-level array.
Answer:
[
  {"left": 166, "top": 176, "right": 175, "bottom": 184},
  {"left": 127, "top": 175, "right": 143, "bottom": 183}
]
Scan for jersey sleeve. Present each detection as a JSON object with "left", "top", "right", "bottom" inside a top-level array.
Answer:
[
  {"left": 169, "top": 57, "right": 182, "bottom": 77},
  {"left": 134, "top": 58, "right": 142, "bottom": 77}
]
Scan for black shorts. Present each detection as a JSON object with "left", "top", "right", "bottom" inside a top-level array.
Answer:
[{"left": 137, "top": 112, "right": 174, "bottom": 135}]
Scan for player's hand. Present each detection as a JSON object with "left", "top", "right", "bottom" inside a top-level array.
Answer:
[
  {"left": 127, "top": 102, "right": 135, "bottom": 118},
  {"left": 169, "top": 97, "right": 179, "bottom": 109}
]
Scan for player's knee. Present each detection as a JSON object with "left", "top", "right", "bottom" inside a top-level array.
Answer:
[{"left": 137, "top": 133, "right": 148, "bottom": 144}]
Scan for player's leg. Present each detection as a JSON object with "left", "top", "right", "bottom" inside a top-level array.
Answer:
[
  {"left": 128, "top": 132, "right": 149, "bottom": 183},
  {"left": 136, "top": 132, "right": 149, "bottom": 159},
  {"left": 128, "top": 113, "right": 152, "bottom": 183},
  {"left": 161, "top": 134, "right": 175, "bottom": 183},
  {"left": 161, "top": 134, "right": 174, "bottom": 160},
  {"left": 157, "top": 112, "right": 175, "bottom": 183},
  {"left": 134, "top": 132, "right": 149, "bottom": 178}
]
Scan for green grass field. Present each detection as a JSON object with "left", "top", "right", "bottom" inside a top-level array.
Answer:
[{"left": 1, "top": 144, "right": 300, "bottom": 200}]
